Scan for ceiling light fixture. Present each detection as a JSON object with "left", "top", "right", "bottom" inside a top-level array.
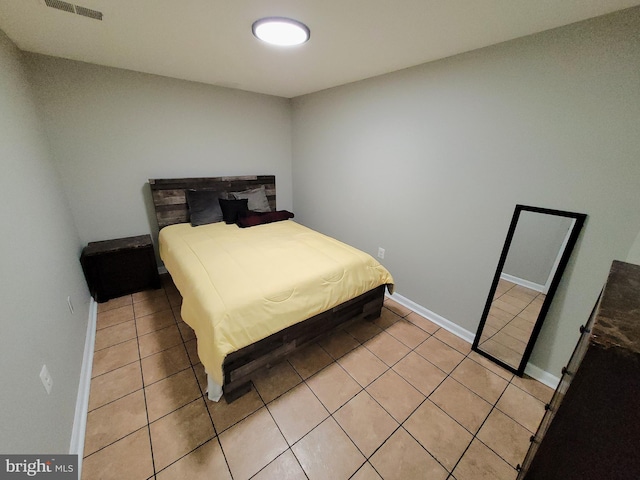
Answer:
[{"left": 252, "top": 17, "right": 310, "bottom": 46}]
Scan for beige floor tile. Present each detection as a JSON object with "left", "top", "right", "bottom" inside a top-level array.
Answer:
[
  {"left": 405, "top": 312, "right": 439, "bottom": 334},
  {"left": 404, "top": 400, "right": 472, "bottom": 471},
  {"left": 135, "top": 309, "right": 176, "bottom": 336},
  {"left": 268, "top": 383, "right": 329, "bottom": 445},
  {"left": 392, "top": 352, "right": 446, "bottom": 396},
  {"left": 415, "top": 336, "right": 465, "bottom": 373},
  {"left": 373, "top": 307, "right": 402, "bottom": 329},
  {"left": 509, "top": 375, "right": 554, "bottom": 404},
  {"left": 385, "top": 318, "right": 430, "bottom": 348},
  {"left": 430, "top": 377, "right": 492, "bottom": 434},
  {"left": 383, "top": 298, "right": 412, "bottom": 317},
  {"left": 496, "top": 383, "right": 545, "bottom": 432},
  {"left": 306, "top": 362, "right": 362, "bottom": 413},
  {"left": 97, "top": 295, "right": 132, "bottom": 313},
  {"left": 156, "top": 439, "right": 231, "bottom": 480},
  {"left": 132, "top": 288, "right": 166, "bottom": 304},
  {"left": 167, "top": 289, "right": 183, "bottom": 307},
  {"left": 433, "top": 329, "right": 472, "bottom": 354},
  {"left": 207, "top": 385, "right": 264, "bottom": 433},
  {"left": 149, "top": 398, "right": 216, "bottom": 471},
  {"left": 82, "top": 428, "right": 153, "bottom": 480},
  {"left": 92, "top": 339, "right": 139, "bottom": 377},
  {"left": 366, "top": 369, "right": 425, "bottom": 423},
  {"left": 193, "top": 362, "right": 208, "bottom": 394},
  {"left": 338, "top": 346, "right": 388, "bottom": 387},
  {"left": 453, "top": 439, "right": 517, "bottom": 480},
  {"left": 141, "top": 343, "right": 190, "bottom": 386},
  {"left": 84, "top": 390, "right": 148, "bottom": 456},
  {"left": 177, "top": 320, "right": 196, "bottom": 341},
  {"left": 351, "top": 462, "right": 383, "bottom": 480},
  {"left": 467, "top": 350, "right": 514, "bottom": 381},
  {"left": 252, "top": 360, "right": 302, "bottom": 403},
  {"left": 292, "top": 417, "right": 365, "bottom": 480},
  {"left": 185, "top": 338, "right": 200, "bottom": 364},
  {"left": 364, "top": 330, "right": 410, "bottom": 366},
  {"left": 334, "top": 391, "right": 398, "bottom": 457},
  {"left": 288, "top": 343, "right": 333, "bottom": 379},
  {"left": 94, "top": 320, "right": 137, "bottom": 351},
  {"left": 318, "top": 329, "right": 360, "bottom": 359},
  {"left": 96, "top": 304, "right": 134, "bottom": 330},
  {"left": 370, "top": 428, "right": 448, "bottom": 480},
  {"left": 145, "top": 368, "right": 202, "bottom": 422},
  {"left": 88, "top": 362, "right": 142, "bottom": 411},
  {"left": 133, "top": 295, "right": 171, "bottom": 317},
  {"left": 451, "top": 358, "right": 508, "bottom": 404},
  {"left": 346, "top": 319, "right": 383, "bottom": 343},
  {"left": 219, "top": 407, "right": 288, "bottom": 480},
  {"left": 252, "top": 450, "right": 307, "bottom": 480},
  {"left": 138, "top": 324, "right": 183, "bottom": 358},
  {"left": 477, "top": 409, "right": 531, "bottom": 468}
]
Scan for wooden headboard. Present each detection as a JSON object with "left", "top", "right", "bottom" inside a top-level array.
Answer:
[{"left": 149, "top": 175, "right": 276, "bottom": 230}]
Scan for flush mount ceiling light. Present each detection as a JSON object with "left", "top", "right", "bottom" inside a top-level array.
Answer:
[{"left": 252, "top": 17, "right": 310, "bottom": 46}]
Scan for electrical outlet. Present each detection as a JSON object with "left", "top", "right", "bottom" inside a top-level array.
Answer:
[
  {"left": 67, "top": 296, "right": 74, "bottom": 314},
  {"left": 40, "top": 365, "right": 53, "bottom": 394},
  {"left": 377, "top": 247, "right": 385, "bottom": 259}
]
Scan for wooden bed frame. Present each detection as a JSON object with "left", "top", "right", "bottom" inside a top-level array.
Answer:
[{"left": 149, "top": 175, "right": 386, "bottom": 402}]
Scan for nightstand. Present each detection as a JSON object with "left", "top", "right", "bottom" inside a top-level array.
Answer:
[{"left": 80, "top": 234, "right": 161, "bottom": 302}]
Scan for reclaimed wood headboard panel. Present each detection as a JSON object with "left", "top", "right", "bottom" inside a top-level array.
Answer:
[{"left": 149, "top": 175, "right": 276, "bottom": 230}]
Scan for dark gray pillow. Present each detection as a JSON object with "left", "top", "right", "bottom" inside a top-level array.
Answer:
[
  {"left": 186, "top": 189, "right": 224, "bottom": 226},
  {"left": 231, "top": 185, "right": 271, "bottom": 212}
]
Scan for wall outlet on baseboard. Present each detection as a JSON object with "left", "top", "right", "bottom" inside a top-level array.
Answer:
[
  {"left": 377, "top": 247, "right": 385, "bottom": 259},
  {"left": 40, "top": 364, "right": 53, "bottom": 395}
]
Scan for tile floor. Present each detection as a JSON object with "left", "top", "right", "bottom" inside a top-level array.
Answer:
[
  {"left": 82, "top": 275, "right": 554, "bottom": 480},
  {"left": 478, "top": 279, "right": 545, "bottom": 369}
]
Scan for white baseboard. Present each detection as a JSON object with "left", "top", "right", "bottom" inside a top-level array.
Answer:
[
  {"left": 524, "top": 362, "right": 560, "bottom": 390},
  {"left": 386, "top": 291, "right": 560, "bottom": 390},
  {"left": 500, "top": 272, "right": 545, "bottom": 294},
  {"left": 386, "top": 292, "right": 476, "bottom": 344},
  {"left": 69, "top": 297, "right": 97, "bottom": 477}
]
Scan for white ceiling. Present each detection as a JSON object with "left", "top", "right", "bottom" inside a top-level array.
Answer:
[{"left": 1, "top": 0, "right": 638, "bottom": 98}]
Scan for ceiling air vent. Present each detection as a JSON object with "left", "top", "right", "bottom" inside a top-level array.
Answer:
[{"left": 43, "top": 0, "right": 103, "bottom": 21}]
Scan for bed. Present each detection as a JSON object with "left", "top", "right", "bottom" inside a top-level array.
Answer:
[{"left": 149, "top": 175, "right": 394, "bottom": 401}]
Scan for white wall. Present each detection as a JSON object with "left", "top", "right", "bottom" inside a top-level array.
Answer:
[
  {"left": 0, "top": 30, "right": 90, "bottom": 453},
  {"left": 23, "top": 54, "right": 293, "bottom": 248},
  {"left": 292, "top": 8, "right": 640, "bottom": 377}
]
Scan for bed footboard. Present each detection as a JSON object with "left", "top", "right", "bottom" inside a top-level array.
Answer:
[{"left": 222, "top": 285, "right": 386, "bottom": 402}]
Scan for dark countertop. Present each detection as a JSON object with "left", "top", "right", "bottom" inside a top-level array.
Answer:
[{"left": 591, "top": 260, "right": 640, "bottom": 354}]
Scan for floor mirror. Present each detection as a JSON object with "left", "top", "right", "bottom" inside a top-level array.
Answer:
[{"left": 472, "top": 205, "right": 586, "bottom": 375}]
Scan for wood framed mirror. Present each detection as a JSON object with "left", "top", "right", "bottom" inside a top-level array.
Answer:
[{"left": 472, "top": 205, "right": 586, "bottom": 375}]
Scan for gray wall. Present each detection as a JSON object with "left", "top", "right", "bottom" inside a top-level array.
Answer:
[
  {"left": 23, "top": 55, "right": 293, "bottom": 247},
  {"left": 503, "top": 212, "right": 574, "bottom": 288},
  {"left": 291, "top": 8, "right": 640, "bottom": 376},
  {"left": 0, "top": 31, "right": 89, "bottom": 453}
]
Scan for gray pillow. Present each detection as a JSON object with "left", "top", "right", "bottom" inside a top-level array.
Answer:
[
  {"left": 186, "top": 189, "right": 224, "bottom": 226},
  {"left": 231, "top": 185, "right": 271, "bottom": 212}
]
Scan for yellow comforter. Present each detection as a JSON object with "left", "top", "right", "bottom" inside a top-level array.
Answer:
[{"left": 159, "top": 220, "right": 394, "bottom": 385}]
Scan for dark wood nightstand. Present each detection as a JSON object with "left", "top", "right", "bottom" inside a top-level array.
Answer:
[{"left": 80, "top": 234, "right": 161, "bottom": 302}]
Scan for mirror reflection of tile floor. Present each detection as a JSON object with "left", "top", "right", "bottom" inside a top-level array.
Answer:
[
  {"left": 82, "top": 275, "right": 553, "bottom": 480},
  {"left": 479, "top": 279, "right": 545, "bottom": 369}
]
